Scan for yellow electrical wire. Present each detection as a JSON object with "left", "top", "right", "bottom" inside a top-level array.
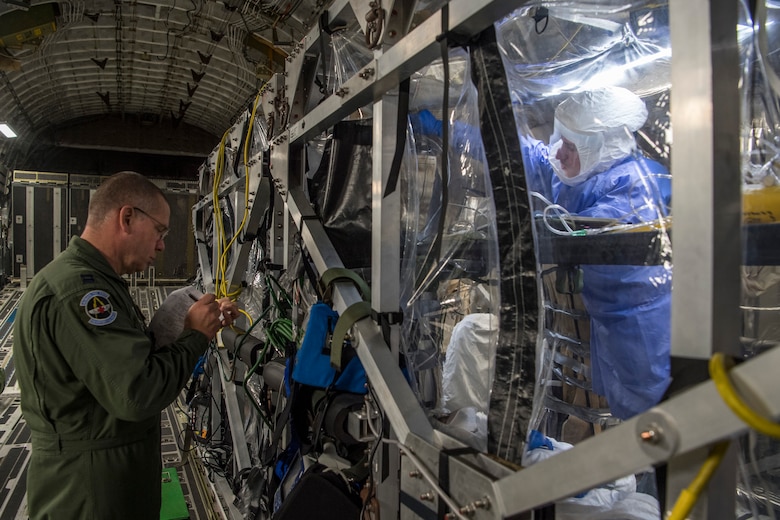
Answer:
[
  {"left": 666, "top": 441, "right": 730, "bottom": 520},
  {"left": 709, "top": 352, "right": 780, "bottom": 439},
  {"left": 212, "top": 84, "right": 269, "bottom": 300},
  {"left": 217, "top": 95, "right": 260, "bottom": 280},
  {"left": 212, "top": 128, "right": 230, "bottom": 298},
  {"left": 667, "top": 353, "right": 780, "bottom": 520},
  {"left": 238, "top": 308, "right": 254, "bottom": 326},
  {"left": 214, "top": 91, "right": 263, "bottom": 300},
  {"left": 206, "top": 88, "right": 270, "bottom": 385}
]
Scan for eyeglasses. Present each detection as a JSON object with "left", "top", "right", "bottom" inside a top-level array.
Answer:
[{"left": 133, "top": 207, "right": 169, "bottom": 240}]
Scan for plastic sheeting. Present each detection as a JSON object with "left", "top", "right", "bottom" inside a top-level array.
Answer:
[
  {"left": 491, "top": 1, "right": 780, "bottom": 517},
  {"left": 327, "top": 24, "right": 373, "bottom": 120},
  {"left": 498, "top": 0, "right": 673, "bottom": 439},
  {"left": 400, "top": 48, "right": 501, "bottom": 451},
  {"left": 737, "top": 1, "right": 780, "bottom": 518},
  {"left": 327, "top": 23, "right": 372, "bottom": 94},
  {"left": 470, "top": 29, "right": 541, "bottom": 464},
  {"left": 493, "top": 3, "right": 673, "bottom": 516}
]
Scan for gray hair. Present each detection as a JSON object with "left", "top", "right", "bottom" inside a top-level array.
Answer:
[{"left": 87, "top": 171, "right": 168, "bottom": 225}]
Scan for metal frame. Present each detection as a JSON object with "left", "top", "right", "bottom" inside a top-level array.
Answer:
[
  {"left": 668, "top": 0, "right": 742, "bottom": 516},
  {"left": 193, "top": 0, "right": 780, "bottom": 518}
]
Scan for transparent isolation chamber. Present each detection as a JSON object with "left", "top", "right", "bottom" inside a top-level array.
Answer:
[
  {"left": 394, "top": 0, "right": 676, "bottom": 452},
  {"left": 399, "top": 49, "right": 500, "bottom": 453},
  {"left": 318, "top": 1, "right": 780, "bottom": 516},
  {"left": 487, "top": 1, "right": 778, "bottom": 517},
  {"left": 496, "top": 0, "right": 674, "bottom": 440},
  {"left": 187, "top": 0, "right": 780, "bottom": 517}
]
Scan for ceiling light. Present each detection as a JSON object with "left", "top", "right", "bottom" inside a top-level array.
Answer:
[{"left": 0, "top": 124, "right": 18, "bottom": 138}]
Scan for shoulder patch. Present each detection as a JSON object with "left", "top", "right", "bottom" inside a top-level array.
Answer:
[
  {"left": 80, "top": 290, "right": 118, "bottom": 326},
  {"left": 80, "top": 273, "right": 96, "bottom": 284}
]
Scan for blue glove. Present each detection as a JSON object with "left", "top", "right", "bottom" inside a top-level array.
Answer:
[
  {"left": 410, "top": 109, "right": 443, "bottom": 137},
  {"left": 526, "top": 429, "right": 554, "bottom": 451},
  {"left": 411, "top": 109, "right": 484, "bottom": 152}
]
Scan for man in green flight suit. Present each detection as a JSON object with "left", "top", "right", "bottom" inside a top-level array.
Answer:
[{"left": 13, "top": 171, "right": 239, "bottom": 519}]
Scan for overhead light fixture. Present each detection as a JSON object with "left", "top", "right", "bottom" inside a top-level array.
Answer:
[{"left": 0, "top": 123, "right": 18, "bottom": 138}]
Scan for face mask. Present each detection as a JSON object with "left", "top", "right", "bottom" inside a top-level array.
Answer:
[
  {"left": 549, "top": 121, "right": 605, "bottom": 186},
  {"left": 549, "top": 138, "right": 591, "bottom": 186}
]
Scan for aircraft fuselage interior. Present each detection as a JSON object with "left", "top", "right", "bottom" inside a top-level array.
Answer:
[{"left": 1, "top": 0, "right": 780, "bottom": 519}]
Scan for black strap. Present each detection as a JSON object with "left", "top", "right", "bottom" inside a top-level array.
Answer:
[
  {"left": 437, "top": 446, "right": 476, "bottom": 518},
  {"left": 263, "top": 340, "right": 302, "bottom": 466},
  {"left": 308, "top": 388, "right": 333, "bottom": 452},
  {"left": 261, "top": 381, "right": 304, "bottom": 466},
  {"left": 415, "top": 5, "right": 450, "bottom": 290},
  {"left": 383, "top": 78, "right": 411, "bottom": 198},
  {"left": 318, "top": 10, "right": 333, "bottom": 34},
  {"left": 439, "top": 3, "right": 450, "bottom": 250},
  {"left": 302, "top": 253, "right": 321, "bottom": 298},
  {"left": 469, "top": 24, "right": 538, "bottom": 462},
  {"left": 372, "top": 309, "right": 403, "bottom": 345},
  {"left": 262, "top": 381, "right": 299, "bottom": 465},
  {"left": 318, "top": 12, "right": 332, "bottom": 94}
]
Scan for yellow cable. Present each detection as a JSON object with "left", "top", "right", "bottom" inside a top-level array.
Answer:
[
  {"left": 666, "top": 441, "right": 730, "bottom": 520},
  {"left": 213, "top": 128, "right": 230, "bottom": 298},
  {"left": 238, "top": 308, "right": 254, "bottom": 326},
  {"left": 709, "top": 352, "right": 780, "bottom": 439},
  {"left": 667, "top": 353, "right": 780, "bottom": 520},
  {"left": 215, "top": 91, "right": 263, "bottom": 300}
]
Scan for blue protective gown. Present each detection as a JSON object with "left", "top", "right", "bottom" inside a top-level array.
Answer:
[{"left": 524, "top": 138, "right": 672, "bottom": 420}]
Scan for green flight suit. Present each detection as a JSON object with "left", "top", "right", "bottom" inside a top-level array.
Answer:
[{"left": 13, "top": 236, "right": 209, "bottom": 519}]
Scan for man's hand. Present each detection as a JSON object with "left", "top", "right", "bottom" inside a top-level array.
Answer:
[
  {"left": 184, "top": 293, "right": 224, "bottom": 340},
  {"left": 217, "top": 298, "right": 239, "bottom": 328}
]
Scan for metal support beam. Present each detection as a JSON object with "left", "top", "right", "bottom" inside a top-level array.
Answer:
[
  {"left": 286, "top": 187, "right": 435, "bottom": 445},
  {"left": 670, "top": 0, "right": 741, "bottom": 360},
  {"left": 491, "top": 346, "right": 780, "bottom": 518},
  {"left": 669, "top": 0, "right": 741, "bottom": 516},
  {"left": 288, "top": 0, "right": 525, "bottom": 144},
  {"left": 371, "top": 95, "right": 402, "bottom": 336},
  {"left": 192, "top": 196, "right": 215, "bottom": 293},
  {"left": 371, "top": 83, "right": 405, "bottom": 520},
  {"left": 215, "top": 348, "right": 252, "bottom": 472}
]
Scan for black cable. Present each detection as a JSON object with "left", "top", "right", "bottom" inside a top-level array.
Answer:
[
  {"left": 157, "top": 0, "right": 200, "bottom": 62},
  {"left": 360, "top": 384, "right": 385, "bottom": 519},
  {"left": 533, "top": 7, "right": 549, "bottom": 34},
  {"left": 438, "top": 7, "right": 450, "bottom": 269}
]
